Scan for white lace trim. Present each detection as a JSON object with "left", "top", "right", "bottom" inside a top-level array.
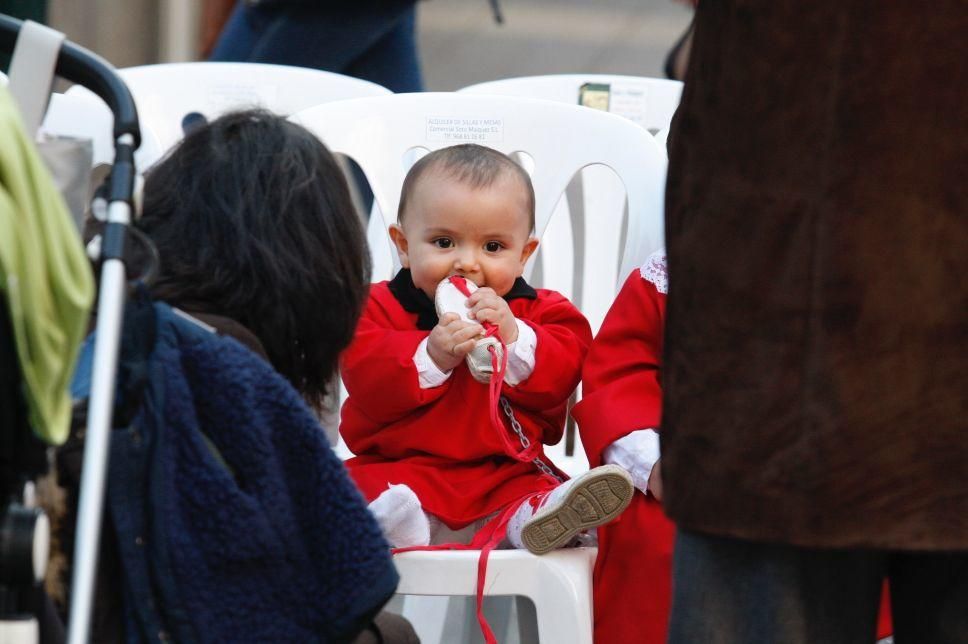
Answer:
[{"left": 638, "top": 249, "right": 668, "bottom": 294}]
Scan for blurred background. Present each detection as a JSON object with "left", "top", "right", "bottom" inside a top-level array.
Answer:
[{"left": 2, "top": 0, "right": 692, "bottom": 86}]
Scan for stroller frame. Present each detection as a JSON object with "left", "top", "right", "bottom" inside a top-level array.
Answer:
[{"left": 0, "top": 14, "right": 140, "bottom": 644}]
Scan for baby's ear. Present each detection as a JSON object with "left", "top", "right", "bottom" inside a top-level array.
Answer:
[
  {"left": 388, "top": 224, "right": 411, "bottom": 268},
  {"left": 519, "top": 237, "right": 539, "bottom": 266}
]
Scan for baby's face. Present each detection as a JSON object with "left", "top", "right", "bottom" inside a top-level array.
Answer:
[{"left": 390, "top": 171, "right": 538, "bottom": 299}]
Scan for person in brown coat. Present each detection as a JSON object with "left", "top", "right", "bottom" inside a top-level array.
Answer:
[{"left": 661, "top": 2, "right": 967, "bottom": 642}]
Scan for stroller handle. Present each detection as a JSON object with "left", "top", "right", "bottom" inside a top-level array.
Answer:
[{"left": 0, "top": 13, "right": 141, "bottom": 149}]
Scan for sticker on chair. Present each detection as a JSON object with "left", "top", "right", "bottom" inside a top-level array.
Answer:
[
  {"left": 609, "top": 82, "right": 651, "bottom": 128},
  {"left": 579, "top": 81, "right": 651, "bottom": 129},
  {"left": 426, "top": 117, "right": 503, "bottom": 143}
]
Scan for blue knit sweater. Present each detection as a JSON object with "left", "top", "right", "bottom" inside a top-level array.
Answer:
[{"left": 73, "top": 301, "right": 398, "bottom": 643}]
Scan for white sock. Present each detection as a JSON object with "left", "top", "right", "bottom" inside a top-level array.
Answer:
[{"left": 367, "top": 483, "right": 431, "bottom": 548}]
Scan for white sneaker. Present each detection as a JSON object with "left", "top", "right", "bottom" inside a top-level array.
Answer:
[
  {"left": 508, "top": 465, "right": 634, "bottom": 554},
  {"left": 434, "top": 276, "right": 504, "bottom": 383},
  {"left": 367, "top": 483, "right": 431, "bottom": 548}
]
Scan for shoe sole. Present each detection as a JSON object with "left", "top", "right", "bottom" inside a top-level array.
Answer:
[{"left": 520, "top": 465, "right": 634, "bottom": 555}]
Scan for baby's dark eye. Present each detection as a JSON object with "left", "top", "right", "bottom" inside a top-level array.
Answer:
[
  {"left": 484, "top": 241, "right": 503, "bottom": 252},
  {"left": 433, "top": 238, "right": 453, "bottom": 249}
]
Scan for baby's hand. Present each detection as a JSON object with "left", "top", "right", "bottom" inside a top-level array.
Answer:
[
  {"left": 466, "top": 288, "right": 518, "bottom": 343},
  {"left": 427, "top": 313, "right": 484, "bottom": 372}
]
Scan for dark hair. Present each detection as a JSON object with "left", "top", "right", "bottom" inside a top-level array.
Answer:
[
  {"left": 138, "top": 109, "right": 370, "bottom": 407},
  {"left": 397, "top": 144, "right": 535, "bottom": 231}
]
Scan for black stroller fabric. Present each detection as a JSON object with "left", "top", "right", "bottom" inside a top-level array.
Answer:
[
  {"left": 71, "top": 297, "right": 398, "bottom": 643},
  {"left": 0, "top": 295, "right": 46, "bottom": 496}
]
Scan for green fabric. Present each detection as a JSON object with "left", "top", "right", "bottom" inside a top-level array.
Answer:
[{"left": 0, "top": 87, "right": 93, "bottom": 445}]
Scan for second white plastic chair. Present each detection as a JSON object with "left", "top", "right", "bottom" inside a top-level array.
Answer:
[{"left": 460, "top": 74, "right": 682, "bottom": 135}]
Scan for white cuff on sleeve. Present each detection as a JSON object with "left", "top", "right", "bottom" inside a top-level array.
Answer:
[
  {"left": 504, "top": 319, "right": 537, "bottom": 386},
  {"left": 602, "top": 429, "right": 660, "bottom": 495},
  {"left": 413, "top": 337, "right": 453, "bottom": 389}
]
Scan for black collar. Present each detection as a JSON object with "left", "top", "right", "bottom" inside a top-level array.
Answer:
[{"left": 388, "top": 269, "right": 537, "bottom": 331}]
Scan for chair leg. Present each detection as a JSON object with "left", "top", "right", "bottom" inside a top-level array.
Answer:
[
  {"left": 399, "top": 594, "right": 449, "bottom": 644},
  {"left": 515, "top": 596, "right": 539, "bottom": 644},
  {"left": 452, "top": 596, "right": 517, "bottom": 644},
  {"left": 532, "top": 589, "right": 593, "bottom": 644},
  {"left": 401, "top": 595, "right": 518, "bottom": 644}
]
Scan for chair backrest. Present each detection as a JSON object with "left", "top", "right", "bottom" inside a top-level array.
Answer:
[
  {"left": 459, "top": 74, "right": 683, "bottom": 136},
  {"left": 291, "top": 92, "right": 667, "bottom": 329},
  {"left": 294, "top": 93, "right": 668, "bottom": 474},
  {"left": 65, "top": 62, "right": 392, "bottom": 168}
]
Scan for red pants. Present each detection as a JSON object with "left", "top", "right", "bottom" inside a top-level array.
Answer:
[{"left": 593, "top": 495, "right": 675, "bottom": 643}]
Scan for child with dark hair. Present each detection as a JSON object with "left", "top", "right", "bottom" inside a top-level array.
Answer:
[
  {"left": 61, "top": 110, "right": 419, "bottom": 643},
  {"left": 340, "top": 144, "right": 634, "bottom": 555},
  {"left": 139, "top": 109, "right": 370, "bottom": 408}
]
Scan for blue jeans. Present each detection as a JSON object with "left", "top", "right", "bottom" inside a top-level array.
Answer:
[
  {"left": 210, "top": 1, "right": 423, "bottom": 93},
  {"left": 669, "top": 529, "right": 968, "bottom": 644}
]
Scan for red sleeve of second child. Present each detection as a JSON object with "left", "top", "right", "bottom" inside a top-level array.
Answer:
[{"left": 572, "top": 270, "right": 666, "bottom": 467}]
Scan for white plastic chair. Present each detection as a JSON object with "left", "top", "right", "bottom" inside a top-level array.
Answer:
[
  {"left": 291, "top": 93, "right": 666, "bottom": 643},
  {"left": 66, "top": 62, "right": 392, "bottom": 167},
  {"left": 459, "top": 74, "right": 682, "bottom": 135},
  {"left": 57, "top": 62, "right": 395, "bottom": 280}
]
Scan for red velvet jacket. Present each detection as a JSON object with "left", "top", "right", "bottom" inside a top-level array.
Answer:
[
  {"left": 573, "top": 267, "right": 665, "bottom": 469},
  {"left": 573, "top": 262, "right": 671, "bottom": 644},
  {"left": 341, "top": 271, "right": 592, "bottom": 528}
]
